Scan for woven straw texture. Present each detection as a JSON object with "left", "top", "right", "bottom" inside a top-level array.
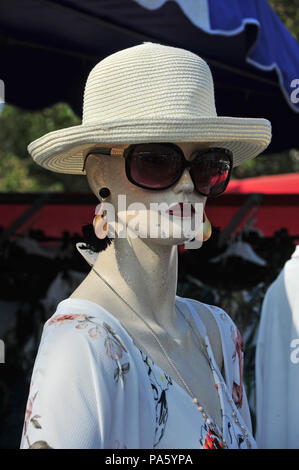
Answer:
[{"left": 27, "top": 42, "right": 271, "bottom": 174}]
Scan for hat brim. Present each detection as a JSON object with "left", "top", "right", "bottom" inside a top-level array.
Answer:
[{"left": 28, "top": 116, "right": 271, "bottom": 174}]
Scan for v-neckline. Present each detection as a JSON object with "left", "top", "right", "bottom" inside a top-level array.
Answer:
[
  {"left": 60, "top": 296, "right": 226, "bottom": 436},
  {"left": 133, "top": 326, "right": 226, "bottom": 438}
]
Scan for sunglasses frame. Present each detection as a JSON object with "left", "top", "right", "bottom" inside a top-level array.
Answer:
[{"left": 83, "top": 143, "right": 233, "bottom": 198}]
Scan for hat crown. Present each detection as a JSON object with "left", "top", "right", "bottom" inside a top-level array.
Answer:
[{"left": 82, "top": 42, "right": 217, "bottom": 124}]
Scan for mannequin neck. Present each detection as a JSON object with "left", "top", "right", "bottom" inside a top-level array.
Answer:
[{"left": 88, "top": 234, "right": 179, "bottom": 333}]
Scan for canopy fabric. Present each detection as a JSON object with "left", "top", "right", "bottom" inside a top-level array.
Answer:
[
  {"left": 136, "top": 0, "right": 299, "bottom": 113},
  {"left": 0, "top": 0, "right": 298, "bottom": 153},
  {"left": 227, "top": 173, "right": 299, "bottom": 194}
]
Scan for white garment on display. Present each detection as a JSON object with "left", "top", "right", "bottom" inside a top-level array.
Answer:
[
  {"left": 255, "top": 245, "right": 299, "bottom": 448},
  {"left": 20, "top": 296, "right": 255, "bottom": 449}
]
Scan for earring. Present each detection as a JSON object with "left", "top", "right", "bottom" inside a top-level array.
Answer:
[
  {"left": 93, "top": 212, "right": 108, "bottom": 240},
  {"left": 194, "top": 210, "right": 212, "bottom": 243},
  {"left": 99, "top": 187, "right": 110, "bottom": 199},
  {"left": 81, "top": 187, "right": 113, "bottom": 253},
  {"left": 202, "top": 211, "right": 212, "bottom": 242}
]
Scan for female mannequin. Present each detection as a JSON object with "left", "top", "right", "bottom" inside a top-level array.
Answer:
[
  {"left": 71, "top": 142, "right": 224, "bottom": 429},
  {"left": 20, "top": 42, "right": 271, "bottom": 449}
]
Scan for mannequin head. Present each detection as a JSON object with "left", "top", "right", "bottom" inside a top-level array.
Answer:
[{"left": 85, "top": 142, "right": 209, "bottom": 246}]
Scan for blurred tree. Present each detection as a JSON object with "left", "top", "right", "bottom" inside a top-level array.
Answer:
[
  {"left": 0, "top": 103, "right": 90, "bottom": 192},
  {"left": 268, "top": 0, "right": 299, "bottom": 41},
  {"left": 232, "top": 149, "right": 299, "bottom": 179}
]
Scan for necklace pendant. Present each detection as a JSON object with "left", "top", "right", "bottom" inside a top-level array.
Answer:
[{"left": 202, "top": 422, "right": 227, "bottom": 449}]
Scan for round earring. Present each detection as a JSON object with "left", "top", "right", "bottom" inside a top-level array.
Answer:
[
  {"left": 81, "top": 187, "right": 113, "bottom": 253},
  {"left": 202, "top": 211, "right": 212, "bottom": 242},
  {"left": 99, "top": 187, "right": 110, "bottom": 199}
]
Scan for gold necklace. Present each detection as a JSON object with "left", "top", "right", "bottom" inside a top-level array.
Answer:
[{"left": 91, "top": 266, "right": 251, "bottom": 449}]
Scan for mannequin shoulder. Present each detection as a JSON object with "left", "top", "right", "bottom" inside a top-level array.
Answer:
[{"left": 43, "top": 298, "right": 131, "bottom": 355}]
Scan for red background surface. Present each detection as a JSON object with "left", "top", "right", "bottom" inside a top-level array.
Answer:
[
  {"left": 1, "top": 192, "right": 299, "bottom": 239},
  {"left": 226, "top": 173, "right": 299, "bottom": 195}
]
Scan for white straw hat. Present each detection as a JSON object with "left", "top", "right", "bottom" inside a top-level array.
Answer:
[{"left": 28, "top": 42, "right": 271, "bottom": 174}]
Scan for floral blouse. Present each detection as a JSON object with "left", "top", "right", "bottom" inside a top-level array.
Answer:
[{"left": 20, "top": 296, "right": 256, "bottom": 449}]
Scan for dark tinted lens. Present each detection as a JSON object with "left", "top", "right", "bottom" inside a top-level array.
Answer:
[
  {"left": 191, "top": 151, "right": 231, "bottom": 196},
  {"left": 128, "top": 144, "right": 183, "bottom": 189}
]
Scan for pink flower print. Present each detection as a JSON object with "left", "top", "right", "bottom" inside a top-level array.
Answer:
[
  {"left": 75, "top": 322, "right": 89, "bottom": 330},
  {"left": 24, "top": 387, "right": 38, "bottom": 435},
  {"left": 88, "top": 326, "right": 103, "bottom": 338},
  {"left": 46, "top": 314, "right": 91, "bottom": 328},
  {"left": 103, "top": 322, "right": 128, "bottom": 353},
  {"left": 232, "top": 382, "right": 243, "bottom": 409},
  {"left": 100, "top": 322, "right": 130, "bottom": 384},
  {"left": 76, "top": 317, "right": 106, "bottom": 336},
  {"left": 105, "top": 337, "right": 123, "bottom": 360},
  {"left": 231, "top": 327, "right": 244, "bottom": 409}
]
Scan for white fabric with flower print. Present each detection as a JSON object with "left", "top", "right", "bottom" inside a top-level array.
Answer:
[{"left": 20, "top": 296, "right": 256, "bottom": 449}]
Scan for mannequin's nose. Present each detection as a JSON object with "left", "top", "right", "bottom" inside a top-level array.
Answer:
[{"left": 172, "top": 169, "right": 194, "bottom": 194}]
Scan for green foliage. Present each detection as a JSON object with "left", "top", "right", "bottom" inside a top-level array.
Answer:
[
  {"left": 0, "top": 103, "right": 90, "bottom": 192},
  {"left": 232, "top": 149, "right": 299, "bottom": 179},
  {"left": 268, "top": 0, "right": 299, "bottom": 41}
]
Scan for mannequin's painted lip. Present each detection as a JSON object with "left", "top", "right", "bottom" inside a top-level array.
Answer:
[{"left": 166, "top": 202, "right": 195, "bottom": 218}]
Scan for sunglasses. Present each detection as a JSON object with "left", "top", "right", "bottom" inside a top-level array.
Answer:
[{"left": 83, "top": 143, "right": 233, "bottom": 197}]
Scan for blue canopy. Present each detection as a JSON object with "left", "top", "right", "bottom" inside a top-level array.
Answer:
[
  {"left": 136, "top": 0, "right": 299, "bottom": 112},
  {"left": 0, "top": 0, "right": 298, "bottom": 152}
]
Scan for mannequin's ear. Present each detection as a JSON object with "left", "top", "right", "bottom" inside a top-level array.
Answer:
[{"left": 85, "top": 154, "right": 107, "bottom": 199}]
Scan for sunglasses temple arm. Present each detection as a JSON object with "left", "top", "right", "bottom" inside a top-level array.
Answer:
[{"left": 82, "top": 147, "right": 113, "bottom": 172}]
